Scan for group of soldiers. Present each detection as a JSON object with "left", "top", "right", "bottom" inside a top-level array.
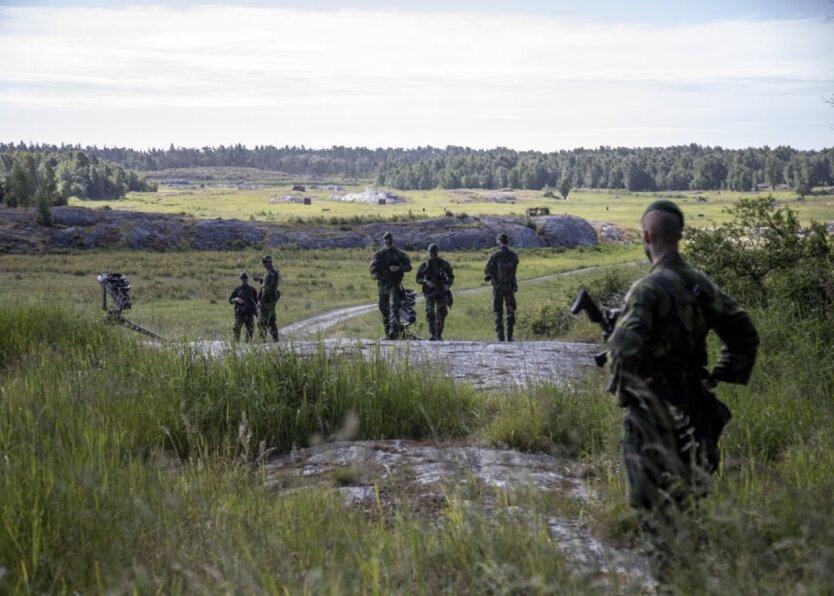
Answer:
[
  {"left": 226, "top": 201, "right": 760, "bottom": 587},
  {"left": 228, "top": 254, "right": 281, "bottom": 342},
  {"left": 369, "top": 230, "right": 519, "bottom": 341}
]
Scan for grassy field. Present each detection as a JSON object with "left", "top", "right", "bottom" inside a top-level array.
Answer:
[
  {"left": 1, "top": 283, "right": 833, "bottom": 593},
  {"left": 3, "top": 185, "right": 834, "bottom": 592},
  {"left": 0, "top": 244, "right": 643, "bottom": 340},
  {"left": 69, "top": 184, "right": 834, "bottom": 233}
]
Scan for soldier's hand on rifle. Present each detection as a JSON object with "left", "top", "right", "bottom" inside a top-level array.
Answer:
[
  {"left": 234, "top": 297, "right": 244, "bottom": 304},
  {"left": 425, "top": 280, "right": 436, "bottom": 288},
  {"left": 389, "top": 265, "right": 400, "bottom": 272}
]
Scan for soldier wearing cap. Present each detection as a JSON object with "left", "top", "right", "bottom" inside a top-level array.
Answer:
[
  {"left": 256, "top": 255, "right": 281, "bottom": 342},
  {"left": 607, "top": 200, "right": 759, "bottom": 584},
  {"left": 369, "top": 231, "right": 412, "bottom": 340},
  {"left": 229, "top": 271, "right": 259, "bottom": 342},
  {"left": 416, "top": 243, "right": 454, "bottom": 341},
  {"left": 484, "top": 232, "right": 519, "bottom": 341}
]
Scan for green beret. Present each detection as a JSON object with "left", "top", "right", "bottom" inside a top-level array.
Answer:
[
  {"left": 261, "top": 255, "right": 272, "bottom": 263},
  {"left": 642, "top": 200, "right": 684, "bottom": 228},
  {"left": 382, "top": 231, "right": 393, "bottom": 240},
  {"left": 239, "top": 271, "right": 248, "bottom": 279},
  {"left": 428, "top": 243, "right": 438, "bottom": 253},
  {"left": 497, "top": 232, "right": 509, "bottom": 244}
]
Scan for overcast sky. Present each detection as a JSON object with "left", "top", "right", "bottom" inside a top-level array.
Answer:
[{"left": 1, "top": 0, "right": 832, "bottom": 151}]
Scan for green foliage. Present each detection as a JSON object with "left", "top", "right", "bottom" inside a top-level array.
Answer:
[
  {"left": 6, "top": 142, "right": 833, "bottom": 193},
  {"left": 685, "top": 196, "right": 834, "bottom": 310},
  {"left": 558, "top": 177, "right": 571, "bottom": 200},
  {"left": 0, "top": 148, "right": 156, "bottom": 206}
]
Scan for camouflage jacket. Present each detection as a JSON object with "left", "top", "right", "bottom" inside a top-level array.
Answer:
[
  {"left": 484, "top": 246, "right": 519, "bottom": 290},
  {"left": 258, "top": 267, "right": 281, "bottom": 306},
  {"left": 370, "top": 247, "right": 412, "bottom": 286},
  {"left": 607, "top": 252, "right": 759, "bottom": 405},
  {"left": 229, "top": 284, "right": 259, "bottom": 315},
  {"left": 416, "top": 257, "right": 454, "bottom": 295}
]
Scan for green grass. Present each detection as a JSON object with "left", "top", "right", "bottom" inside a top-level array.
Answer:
[
  {"left": 68, "top": 184, "right": 834, "bottom": 232},
  {"left": 2, "top": 249, "right": 834, "bottom": 592},
  {"left": 0, "top": 244, "right": 643, "bottom": 341}
]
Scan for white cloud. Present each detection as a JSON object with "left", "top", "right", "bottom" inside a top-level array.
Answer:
[{"left": 0, "top": 4, "right": 832, "bottom": 148}]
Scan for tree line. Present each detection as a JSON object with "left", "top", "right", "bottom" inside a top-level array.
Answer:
[
  {"left": 2, "top": 142, "right": 833, "bottom": 196},
  {"left": 0, "top": 149, "right": 157, "bottom": 222}
]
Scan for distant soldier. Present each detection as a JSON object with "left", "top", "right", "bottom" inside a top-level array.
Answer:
[
  {"left": 608, "top": 200, "right": 759, "bottom": 584},
  {"left": 416, "top": 243, "right": 454, "bottom": 341},
  {"left": 228, "top": 271, "right": 258, "bottom": 342},
  {"left": 370, "top": 231, "right": 412, "bottom": 340},
  {"left": 255, "top": 254, "right": 281, "bottom": 342},
  {"left": 484, "top": 232, "right": 519, "bottom": 341}
]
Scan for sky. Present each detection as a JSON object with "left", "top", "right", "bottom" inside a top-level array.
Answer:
[{"left": 0, "top": 0, "right": 832, "bottom": 151}]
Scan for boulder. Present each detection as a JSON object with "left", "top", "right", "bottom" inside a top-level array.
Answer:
[{"left": 532, "top": 215, "right": 597, "bottom": 248}]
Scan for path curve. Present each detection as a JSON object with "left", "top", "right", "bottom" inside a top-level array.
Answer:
[{"left": 280, "top": 265, "right": 622, "bottom": 337}]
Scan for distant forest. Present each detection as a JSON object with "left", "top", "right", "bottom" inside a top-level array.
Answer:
[
  {"left": 0, "top": 148, "right": 157, "bottom": 211},
  {"left": 2, "top": 142, "right": 833, "bottom": 196}
]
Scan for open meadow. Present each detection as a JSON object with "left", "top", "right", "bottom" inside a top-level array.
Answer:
[{"left": 69, "top": 182, "right": 834, "bottom": 234}]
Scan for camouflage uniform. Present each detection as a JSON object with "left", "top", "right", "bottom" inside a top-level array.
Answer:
[
  {"left": 258, "top": 264, "right": 281, "bottom": 342},
  {"left": 416, "top": 252, "right": 454, "bottom": 341},
  {"left": 370, "top": 243, "right": 412, "bottom": 339},
  {"left": 484, "top": 245, "right": 519, "bottom": 341},
  {"left": 229, "top": 281, "right": 258, "bottom": 341},
  {"left": 607, "top": 251, "right": 759, "bottom": 581}
]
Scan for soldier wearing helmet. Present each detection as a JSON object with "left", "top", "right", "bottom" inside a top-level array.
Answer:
[
  {"left": 255, "top": 255, "right": 281, "bottom": 342},
  {"left": 484, "top": 232, "right": 519, "bottom": 341},
  {"left": 415, "top": 243, "right": 454, "bottom": 341},
  {"left": 229, "top": 271, "right": 259, "bottom": 342},
  {"left": 369, "top": 232, "right": 412, "bottom": 340}
]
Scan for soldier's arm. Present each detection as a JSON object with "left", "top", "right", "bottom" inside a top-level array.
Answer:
[
  {"left": 229, "top": 288, "right": 238, "bottom": 304},
  {"left": 443, "top": 261, "right": 455, "bottom": 286},
  {"left": 400, "top": 251, "right": 412, "bottom": 272},
  {"left": 415, "top": 262, "right": 428, "bottom": 284},
  {"left": 707, "top": 287, "right": 759, "bottom": 385},
  {"left": 369, "top": 253, "right": 380, "bottom": 278},
  {"left": 607, "top": 282, "right": 659, "bottom": 398},
  {"left": 484, "top": 254, "right": 496, "bottom": 279}
]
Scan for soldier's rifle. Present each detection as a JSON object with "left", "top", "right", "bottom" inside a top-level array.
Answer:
[
  {"left": 570, "top": 289, "right": 620, "bottom": 367},
  {"left": 97, "top": 272, "right": 162, "bottom": 340}
]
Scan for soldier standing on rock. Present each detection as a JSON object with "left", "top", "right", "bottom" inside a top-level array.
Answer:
[
  {"left": 607, "top": 200, "right": 759, "bottom": 586},
  {"left": 255, "top": 254, "right": 281, "bottom": 342},
  {"left": 229, "top": 271, "right": 259, "bottom": 342},
  {"left": 484, "top": 232, "right": 519, "bottom": 341},
  {"left": 370, "top": 231, "right": 412, "bottom": 340},
  {"left": 416, "top": 243, "right": 454, "bottom": 341}
]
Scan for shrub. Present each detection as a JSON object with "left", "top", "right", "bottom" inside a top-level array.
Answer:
[{"left": 685, "top": 197, "right": 834, "bottom": 311}]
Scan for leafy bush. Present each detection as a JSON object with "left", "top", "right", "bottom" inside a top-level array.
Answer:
[{"left": 685, "top": 197, "right": 834, "bottom": 312}]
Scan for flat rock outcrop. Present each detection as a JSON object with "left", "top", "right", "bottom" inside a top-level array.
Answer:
[{"left": 0, "top": 206, "right": 603, "bottom": 253}]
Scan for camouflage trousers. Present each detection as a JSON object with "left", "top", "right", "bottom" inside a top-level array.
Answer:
[
  {"left": 233, "top": 312, "right": 255, "bottom": 342},
  {"left": 621, "top": 392, "right": 710, "bottom": 585},
  {"left": 424, "top": 294, "right": 448, "bottom": 340},
  {"left": 258, "top": 303, "right": 279, "bottom": 342},
  {"left": 491, "top": 285, "right": 516, "bottom": 341},
  {"left": 378, "top": 283, "right": 401, "bottom": 340}
]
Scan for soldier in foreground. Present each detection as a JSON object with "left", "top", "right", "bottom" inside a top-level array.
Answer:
[
  {"left": 255, "top": 255, "right": 281, "bottom": 342},
  {"left": 228, "top": 271, "right": 258, "bottom": 342},
  {"left": 370, "top": 231, "right": 412, "bottom": 340},
  {"left": 415, "top": 243, "right": 454, "bottom": 341},
  {"left": 607, "top": 200, "right": 759, "bottom": 585},
  {"left": 484, "top": 232, "right": 519, "bottom": 341}
]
